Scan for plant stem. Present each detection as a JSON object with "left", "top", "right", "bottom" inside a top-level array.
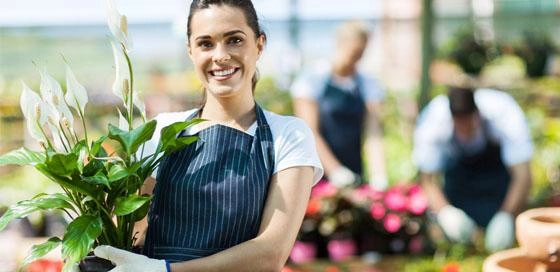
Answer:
[
  {"left": 56, "top": 130, "right": 70, "bottom": 153},
  {"left": 58, "top": 123, "right": 74, "bottom": 149},
  {"left": 37, "top": 120, "right": 54, "bottom": 149},
  {"left": 122, "top": 43, "right": 134, "bottom": 131},
  {"left": 78, "top": 108, "right": 90, "bottom": 152}
]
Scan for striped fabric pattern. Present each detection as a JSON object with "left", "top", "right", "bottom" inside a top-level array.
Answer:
[{"left": 144, "top": 105, "right": 275, "bottom": 262}]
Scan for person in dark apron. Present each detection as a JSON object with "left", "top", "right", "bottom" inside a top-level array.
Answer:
[
  {"left": 415, "top": 86, "right": 533, "bottom": 252},
  {"left": 94, "top": 1, "right": 321, "bottom": 271},
  {"left": 291, "top": 20, "right": 387, "bottom": 189}
]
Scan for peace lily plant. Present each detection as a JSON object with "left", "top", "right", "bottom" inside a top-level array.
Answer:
[{"left": 0, "top": 1, "right": 199, "bottom": 271}]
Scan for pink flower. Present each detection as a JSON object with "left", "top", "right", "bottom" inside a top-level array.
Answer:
[
  {"left": 408, "top": 184, "right": 423, "bottom": 195},
  {"left": 311, "top": 179, "right": 338, "bottom": 198},
  {"left": 384, "top": 188, "right": 408, "bottom": 212},
  {"left": 327, "top": 238, "right": 356, "bottom": 262},
  {"left": 290, "top": 241, "right": 317, "bottom": 263},
  {"left": 370, "top": 203, "right": 386, "bottom": 220},
  {"left": 383, "top": 213, "right": 402, "bottom": 233},
  {"left": 408, "top": 191, "right": 428, "bottom": 215},
  {"left": 352, "top": 184, "right": 373, "bottom": 203}
]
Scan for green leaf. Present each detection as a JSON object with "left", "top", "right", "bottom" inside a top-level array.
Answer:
[
  {"left": 108, "top": 120, "right": 156, "bottom": 155},
  {"left": 62, "top": 215, "right": 103, "bottom": 272},
  {"left": 158, "top": 119, "right": 203, "bottom": 155},
  {"left": 108, "top": 163, "right": 129, "bottom": 182},
  {"left": 90, "top": 135, "right": 108, "bottom": 157},
  {"left": 164, "top": 135, "right": 199, "bottom": 155},
  {"left": 83, "top": 171, "right": 110, "bottom": 187},
  {"left": 46, "top": 153, "right": 78, "bottom": 176},
  {"left": 21, "top": 237, "right": 62, "bottom": 266},
  {"left": 0, "top": 147, "right": 45, "bottom": 166},
  {"left": 114, "top": 195, "right": 151, "bottom": 216},
  {"left": 83, "top": 158, "right": 104, "bottom": 177},
  {"left": 0, "top": 193, "right": 74, "bottom": 232},
  {"left": 72, "top": 140, "right": 88, "bottom": 173},
  {"left": 36, "top": 163, "right": 98, "bottom": 199},
  {"left": 130, "top": 195, "right": 151, "bottom": 222}
]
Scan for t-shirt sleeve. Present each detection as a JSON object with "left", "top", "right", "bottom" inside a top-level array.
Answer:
[
  {"left": 289, "top": 71, "right": 326, "bottom": 100},
  {"left": 273, "top": 117, "right": 324, "bottom": 185},
  {"left": 479, "top": 91, "right": 533, "bottom": 166},
  {"left": 360, "top": 75, "right": 385, "bottom": 102},
  {"left": 412, "top": 96, "right": 450, "bottom": 173}
]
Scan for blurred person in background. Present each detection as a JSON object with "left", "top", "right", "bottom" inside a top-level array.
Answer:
[
  {"left": 413, "top": 86, "right": 533, "bottom": 252},
  {"left": 290, "top": 20, "right": 388, "bottom": 190}
]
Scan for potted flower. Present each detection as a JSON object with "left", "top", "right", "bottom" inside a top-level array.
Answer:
[
  {"left": 0, "top": 1, "right": 199, "bottom": 271},
  {"left": 351, "top": 183, "right": 429, "bottom": 254},
  {"left": 514, "top": 30, "right": 557, "bottom": 78},
  {"left": 290, "top": 180, "right": 362, "bottom": 263},
  {"left": 442, "top": 26, "right": 499, "bottom": 77}
]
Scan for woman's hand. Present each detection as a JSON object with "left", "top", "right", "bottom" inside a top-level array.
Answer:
[{"left": 94, "top": 245, "right": 168, "bottom": 272}]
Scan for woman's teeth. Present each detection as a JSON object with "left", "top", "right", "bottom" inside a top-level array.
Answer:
[{"left": 212, "top": 68, "right": 236, "bottom": 77}]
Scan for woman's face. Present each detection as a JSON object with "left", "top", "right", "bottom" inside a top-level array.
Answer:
[
  {"left": 335, "top": 33, "right": 367, "bottom": 69},
  {"left": 188, "top": 5, "right": 264, "bottom": 99}
]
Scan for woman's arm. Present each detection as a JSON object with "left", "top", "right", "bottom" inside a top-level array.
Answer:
[
  {"left": 363, "top": 101, "right": 388, "bottom": 189},
  {"left": 292, "top": 98, "right": 341, "bottom": 176},
  {"left": 132, "top": 176, "right": 157, "bottom": 247},
  {"left": 171, "top": 166, "right": 314, "bottom": 272}
]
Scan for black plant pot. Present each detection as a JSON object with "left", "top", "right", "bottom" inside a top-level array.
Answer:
[{"left": 78, "top": 255, "right": 115, "bottom": 272}]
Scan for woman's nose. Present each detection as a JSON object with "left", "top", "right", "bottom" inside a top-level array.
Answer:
[{"left": 212, "top": 44, "right": 231, "bottom": 63}]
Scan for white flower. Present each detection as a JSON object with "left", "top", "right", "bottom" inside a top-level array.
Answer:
[
  {"left": 20, "top": 83, "right": 46, "bottom": 142},
  {"left": 39, "top": 68, "right": 74, "bottom": 131},
  {"left": 111, "top": 41, "right": 131, "bottom": 107},
  {"left": 117, "top": 109, "right": 128, "bottom": 131},
  {"left": 65, "top": 64, "right": 89, "bottom": 115},
  {"left": 132, "top": 92, "right": 145, "bottom": 120},
  {"left": 106, "top": 0, "right": 131, "bottom": 50}
]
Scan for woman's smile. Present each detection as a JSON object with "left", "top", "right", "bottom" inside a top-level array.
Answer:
[{"left": 209, "top": 67, "right": 240, "bottom": 81}]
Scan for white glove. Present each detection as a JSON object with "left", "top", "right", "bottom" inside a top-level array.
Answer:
[
  {"left": 485, "top": 211, "right": 514, "bottom": 252},
  {"left": 437, "top": 205, "right": 476, "bottom": 243},
  {"left": 329, "top": 166, "right": 358, "bottom": 188},
  {"left": 369, "top": 174, "right": 388, "bottom": 190},
  {"left": 94, "top": 245, "right": 168, "bottom": 272}
]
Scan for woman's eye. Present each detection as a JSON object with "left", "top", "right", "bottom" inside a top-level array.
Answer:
[
  {"left": 198, "top": 41, "right": 213, "bottom": 48},
  {"left": 228, "top": 37, "right": 243, "bottom": 45}
]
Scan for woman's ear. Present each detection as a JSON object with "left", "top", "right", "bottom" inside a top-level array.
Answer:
[
  {"left": 256, "top": 35, "right": 265, "bottom": 58},
  {"left": 187, "top": 41, "right": 193, "bottom": 60}
]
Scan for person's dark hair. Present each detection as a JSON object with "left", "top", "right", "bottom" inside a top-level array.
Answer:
[
  {"left": 187, "top": 0, "right": 266, "bottom": 99},
  {"left": 187, "top": 0, "right": 265, "bottom": 42},
  {"left": 448, "top": 86, "right": 478, "bottom": 116}
]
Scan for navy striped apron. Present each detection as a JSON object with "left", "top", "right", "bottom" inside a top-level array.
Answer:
[
  {"left": 143, "top": 105, "right": 275, "bottom": 262},
  {"left": 443, "top": 121, "right": 510, "bottom": 227},
  {"left": 319, "top": 76, "right": 366, "bottom": 177}
]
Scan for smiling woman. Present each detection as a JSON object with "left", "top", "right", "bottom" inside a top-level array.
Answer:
[
  {"left": 91, "top": 0, "right": 323, "bottom": 272},
  {"left": 187, "top": 4, "right": 265, "bottom": 115}
]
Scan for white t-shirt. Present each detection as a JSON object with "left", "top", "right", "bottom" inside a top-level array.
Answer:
[
  {"left": 141, "top": 108, "right": 324, "bottom": 184},
  {"left": 290, "top": 67, "right": 385, "bottom": 102},
  {"left": 412, "top": 88, "right": 533, "bottom": 173}
]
